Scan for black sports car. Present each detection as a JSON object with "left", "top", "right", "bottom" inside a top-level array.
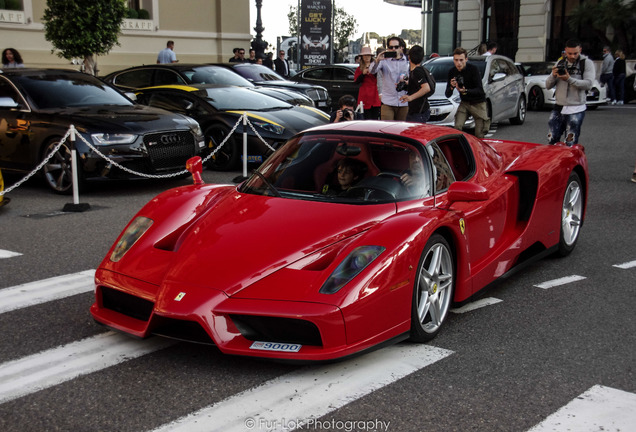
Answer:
[
  {"left": 0, "top": 69, "right": 205, "bottom": 193},
  {"left": 218, "top": 63, "right": 331, "bottom": 110},
  {"left": 134, "top": 84, "right": 329, "bottom": 170},
  {"left": 104, "top": 64, "right": 315, "bottom": 107}
]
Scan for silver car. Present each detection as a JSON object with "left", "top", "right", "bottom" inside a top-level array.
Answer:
[{"left": 424, "top": 55, "right": 526, "bottom": 128}]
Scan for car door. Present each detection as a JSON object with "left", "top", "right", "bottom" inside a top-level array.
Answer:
[
  {"left": 331, "top": 66, "right": 358, "bottom": 105},
  {"left": 0, "top": 77, "right": 34, "bottom": 170}
]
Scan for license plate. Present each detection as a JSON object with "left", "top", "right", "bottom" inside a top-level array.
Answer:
[
  {"left": 431, "top": 108, "right": 440, "bottom": 115},
  {"left": 249, "top": 341, "right": 302, "bottom": 352}
]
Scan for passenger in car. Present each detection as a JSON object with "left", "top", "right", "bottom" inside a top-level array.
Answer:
[
  {"left": 401, "top": 151, "right": 430, "bottom": 196},
  {"left": 322, "top": 158, "right": 367, "bottom": 195}
]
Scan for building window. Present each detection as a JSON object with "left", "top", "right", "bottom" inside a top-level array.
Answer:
[
  {"left": 127, "top": 0, "right": 152, "bottom": 19},
  {"left": 481, "top": 0, "right": 520, "bottom": 60},
  {"left": 548, "top": 0, "right": 601, "bottom": 60},
  {"left": 0, "top": 0, "right": 22, "bottom": 10}
]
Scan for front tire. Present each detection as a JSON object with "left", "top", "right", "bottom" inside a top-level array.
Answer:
[
  {"left": 42, "top": 139, "right": 76, "bottom": 194},
  {"left": 205, "top": 125, "right": 239, "bottom": 171},
  {"left": 557, "top": 172, "right": 583, "bottom": 256},
  {"left": 410, "top": 234, "right": 454, "bottom": 342}
]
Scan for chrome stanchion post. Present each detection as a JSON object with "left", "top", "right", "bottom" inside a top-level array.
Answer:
[
  {"left": 242, "top": 114, "right": 248, "bottom": 179},
  {"left": 63, "top": 125, "right": 90, "bottom": 212}
]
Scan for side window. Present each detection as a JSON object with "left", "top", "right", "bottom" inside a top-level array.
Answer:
[
  {"left": 0, "top": 79, "right": 21, "bottom": 105},
  {"left": 435, "top": 138, "right": 474, "bottom": 181},
  {"left": 428, "top": 143, "right": 456, "bottom": 193},
  {"left": 114, "top": 70, "right": 153, "bottom": 89},
  {"left": 154, "top": 69, "right": 186, "bottom": 86},
  {"left": 304, "top": 69, "right": 331, "bottom": 80},
  {"left": 333, "top": 68, "right": 354, "bottom": 81}
]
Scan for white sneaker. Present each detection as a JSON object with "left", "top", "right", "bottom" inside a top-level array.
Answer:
[
  {"left": 611, "top": 100, "right": 616, "bottom": 105},
  {"left": 618, "top": 101, "right": 624, "bottom": 105}
]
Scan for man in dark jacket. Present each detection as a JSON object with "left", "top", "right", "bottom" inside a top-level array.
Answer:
[
  {"left": 274, "top": 50, "right": 290, "bottom": 78},
  {"left": 445, "top": 47, "right": 490, "bottom": 138}
]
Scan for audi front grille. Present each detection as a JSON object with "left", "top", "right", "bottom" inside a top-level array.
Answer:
[{"left": 144, "top": 131, "right": 196, "bottom": 171}]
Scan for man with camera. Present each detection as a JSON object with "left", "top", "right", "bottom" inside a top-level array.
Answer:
[
  {"left": 329, "top": 95, "right": 362, "bottom": 123},
  {"left": 445, "top": 47, "right": 490, "bottom": 138},
  {"left": 371, "top": 36, "right": 409, "bottom": 121},
  {"left": 545, "top": 39, "right": 595, "bottom": 146}
]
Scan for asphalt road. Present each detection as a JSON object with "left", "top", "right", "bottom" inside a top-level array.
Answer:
[{"left": 0, "top": 105, "right": 635, "bottom": 432}]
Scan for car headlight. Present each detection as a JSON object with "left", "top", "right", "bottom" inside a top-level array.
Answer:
[
  {"left": 452, "top": 95, "right": 461, "bottom": 104},
  {"left": 110, "top": 217, "right": 153, "bottom": 262},
  {"left": 186, "top": 117, "right": 203, "bottom": 136},
  {"left": 91, "top": 133, "right": 137, "bottom": 145},
  {"left": 252, "top": 120, "right": 285, "bottom": 135},
  {"left": 319, "top": 246, "right": 385, "bottom": 294}
]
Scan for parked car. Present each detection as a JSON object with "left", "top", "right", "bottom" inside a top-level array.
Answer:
[
  {"left": 104, "top": 64, "right": 314, "bottom": 107},
  {"left": 0, "top": 69, "right": 204, "bottom": 194},
  {"left": 218, "top": 63, "right": 331, "bottom": 110},
  {"left": 134, "top": 84, "right": 329, "bottom": 170},
  {"left": 424, "top": 55, "right": 526, "bottom": 127},
  {"left": 289, "top": 64, "right": 359, "bottom": 110},
  {"left": 517, "top": 61, "right": 607, "bottom": 110},
  {"left": 0, "top": 169, "right": 8, "bottom": 207},
  {"left": 91, "top": 121, "right": 588, "bottom": 361}
]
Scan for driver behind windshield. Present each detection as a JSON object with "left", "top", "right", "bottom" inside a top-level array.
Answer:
[
  {"left": 401, "top": 151, "right": 429, "bottom": 196},
  {"left": 322, "top": 158, "right": 367, "bottom": 195}
]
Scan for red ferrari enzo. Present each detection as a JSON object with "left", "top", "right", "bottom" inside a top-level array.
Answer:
[{"left": 91, "top": 121, "right": 588, "bottom": 361}]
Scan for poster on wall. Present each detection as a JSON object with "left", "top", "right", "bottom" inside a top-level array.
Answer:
[{"left": 300, "top": 0, "right": 332, "bottom": 69}]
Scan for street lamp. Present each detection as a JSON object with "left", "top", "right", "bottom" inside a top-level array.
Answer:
[{"left": 251, "top": 0, "right": 268, "bottom": 59}]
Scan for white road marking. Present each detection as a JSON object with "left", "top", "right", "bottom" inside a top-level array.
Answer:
[
  {"left": 151, "top": 344, "right": 453, "bottom": 432},
  {"left": 0, "top": 249, "right": 22, "bottom": 259},
  {"left": 534, "top": 275, "right": 586, "bottom": 289},
  {"left": 527, "top": 385, "right": 636, "bottom": 432},
  {"left": 0, "top": 331, "right": 175, "bottom": 404},
  {"left": 613, "top": 260, "right": 636, "bottom": 269},
  {"left": 451, "top": 297, "right": 502, "bottom": 313},
  {"left": 0, "top": 270, "right": 95, "bottom": 314}
]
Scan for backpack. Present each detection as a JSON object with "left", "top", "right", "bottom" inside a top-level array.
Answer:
[{"left": 417, "top": 65, "right": 436, "bottom": 99}]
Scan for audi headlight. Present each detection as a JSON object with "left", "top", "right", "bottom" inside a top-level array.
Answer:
[
  {"left": 91, "top": 133, "right": 137, "bottom": 145},
  {"left": 252, "top": 120, "right": 285, "bottom": 135},
  {"left": 110, "top": 217, "right": 153, "bottom": 262},
  {"left": 319, "top": 246, "right": 385, "bottom": 294},
  {"left": 186, "top": 117, "right": 203, "bottom": 136}
]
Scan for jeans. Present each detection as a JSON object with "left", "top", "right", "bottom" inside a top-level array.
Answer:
[
  {"left": 614, "top": 73, "right": 625, "bottom": 102},
  {"left": 600, "top": 73, "right": 615, "bottom": 100},
  {"left": 406, "top": 109, "right": 430, "bottom": 123},
  {"left": 547, "top": 110, "right": 585, "bottom": 146}
]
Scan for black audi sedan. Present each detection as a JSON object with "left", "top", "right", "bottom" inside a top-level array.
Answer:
[
  {"left": 0, "top": 69, "right": 205, "bottom": 194},
  {"left": 104, "top": 64, "right": 314, "bottom": 107}
]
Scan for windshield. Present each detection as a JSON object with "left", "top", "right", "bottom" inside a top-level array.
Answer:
[
  {"left": 201, "top": 87, "right": 291, "bottom": 111},
  {"left": 16, "top": 73, "right": 133, "bottom": 109},
  {"left": 234, "top": 64, "right": 285, "bottom": 82},
  {"left": 425, "top": 58, "right": 486, "bottom": 81},
  {"left": 185, "top": 66, "right": 254, "bottom": 87},
  {"left": 521, "top": 62, "right": 553, "bottom": 76},
  {"left": 240, "top": 131, "right": 433, "bottom": 203}
]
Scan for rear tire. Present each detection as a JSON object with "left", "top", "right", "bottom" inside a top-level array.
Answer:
[
  {"left": 510, "top": 96, "right": 526, "bottom": 125},
  {"left": 527, "top": 86, "right": 544, "bottom": 111},
  {"left": 557, "top": 172, "right": 583, "bottom": 256},
  {"left": 409, "top": 234, "right": 454, "bottom": 342}
]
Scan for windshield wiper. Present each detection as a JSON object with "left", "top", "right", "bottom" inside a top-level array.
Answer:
[{"left": 252, "top": 171, "right": 281, "bottom": 197}]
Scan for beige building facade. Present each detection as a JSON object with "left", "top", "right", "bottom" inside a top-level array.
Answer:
[{"left": 0, "top": 0, "right": 252, "bottom": 75}]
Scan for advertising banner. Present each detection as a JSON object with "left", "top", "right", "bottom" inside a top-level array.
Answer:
[{"left": 300, "top": 0, "right": 332, "bottom": 69}]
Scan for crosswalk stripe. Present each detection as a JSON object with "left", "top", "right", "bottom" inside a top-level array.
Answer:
[
  {"left": 0, "top": 331, "right": 175, "bottom": 404},
  {"left": 451, "top": 297, "right": 502, "bottom": 313},
  {"left": 0, "top": 249, "right": 22, "bottom": 259},
  {"left": 0, "top": 270, "right": 95, "bottom": 314},
  {"left": 151, "top": 344, "right": 453, "bottom": 432},
  {"left": 533, "top": 274, "right": 586, "bottom": 289},
  {"left": 527, "top": 385, "right": 636, "bottom": 431}
]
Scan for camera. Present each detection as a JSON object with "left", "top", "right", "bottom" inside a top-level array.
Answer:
[
  {"left": 396, "top": 81, "right": 408, "bottom": 92},
  {"left": 341, "top": 108, "right": 354, "bottom": 121},
  {"left": 455, "top": 75, "right": 465, "bottom": 88},
  {"left": 384, "top": 51, "right": 397, "bottom": 58},
  {"left": 557, "top": 67, "right": 567, "bottom": 75}
]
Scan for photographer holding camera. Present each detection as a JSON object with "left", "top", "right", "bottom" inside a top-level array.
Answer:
[
  {"left": 329, "top": 95, "right": 362, "bottom": 123},
  {"left": 445, "top": 47, "right": 490, "bottom": 138},
  {"left": 545, "top": 39, "right": 595, "bottom": 146},
  {"left": 371, "top": 36, "right": 409, "bottom": 121}
]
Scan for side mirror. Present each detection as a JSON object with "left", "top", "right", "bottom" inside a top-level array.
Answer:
[
  {"left": 447, "top": 182, "right": 489, "bottom": 204},
  {"left": 125, "top": 92, "right": 137, "bottom": 101},
  {"left": 186, "top": 156, "right": 204, "bottom": 185},
  {"left": 491, "top": 72, "right": 506, "bottom": 83},
  {"left": 0, "top": 97, "right": 19, "bottom": 109}
]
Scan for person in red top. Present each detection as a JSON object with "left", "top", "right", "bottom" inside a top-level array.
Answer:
[{"left": 354, "top": 46, "right": 381, "bottom": 120}]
